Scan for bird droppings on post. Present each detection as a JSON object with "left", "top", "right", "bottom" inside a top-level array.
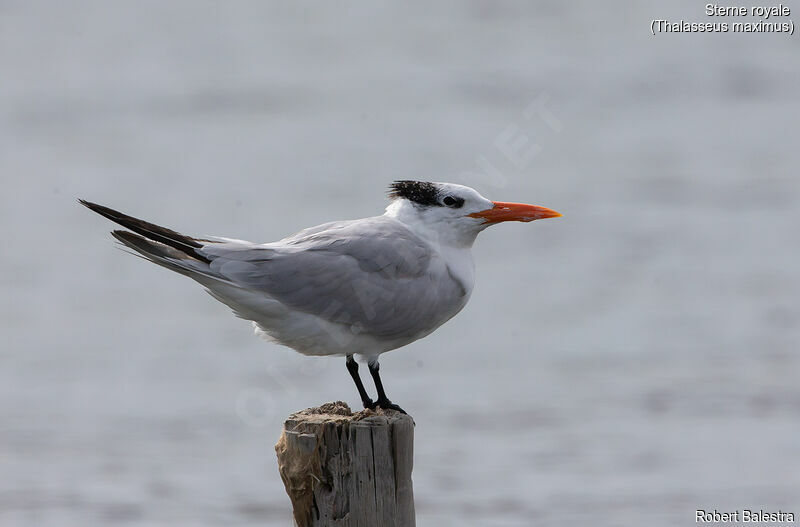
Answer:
[{"left": 275, "top": 402, "right": 416, "bottom": 527}]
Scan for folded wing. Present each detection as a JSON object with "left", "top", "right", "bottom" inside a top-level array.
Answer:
[{"left": 203, "top": 217, "right": 468, "bottom": 340}]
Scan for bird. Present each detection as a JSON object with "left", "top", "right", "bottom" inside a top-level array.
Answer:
[{"left": 81, "top": 181, "right": 561, "bottom": 413}]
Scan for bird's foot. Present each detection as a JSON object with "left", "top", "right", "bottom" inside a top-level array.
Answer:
[{"left": 365, "top": 397, "right": 406, "bottom": 414}]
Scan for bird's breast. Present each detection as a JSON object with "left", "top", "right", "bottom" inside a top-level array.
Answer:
[{"left": 437, "top": 246, "right": 475, "bottom": 299}]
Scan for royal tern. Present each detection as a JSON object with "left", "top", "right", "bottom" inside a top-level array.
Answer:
[{"left": 81, "top": 181, "right": 561, "bottom": 413}]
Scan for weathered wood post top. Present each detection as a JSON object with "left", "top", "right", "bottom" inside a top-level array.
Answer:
[{"left": 275, "top": 402, "right": 415, "bottom": 527}]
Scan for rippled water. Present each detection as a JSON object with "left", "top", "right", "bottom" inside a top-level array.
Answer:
[{"left": 2, "top": 2, "right": 799, "bottom": 525}]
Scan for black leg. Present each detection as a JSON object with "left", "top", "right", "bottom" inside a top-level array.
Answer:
[
  {"left": 346, "top": 355, "right": 375, "bottom": 409},
  {"left": 368, "top": 359, "right": 406, "bottom": 414}
]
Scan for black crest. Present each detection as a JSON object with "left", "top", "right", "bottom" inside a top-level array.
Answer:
[{"left": 388, "top": 181, "right": 441, "bottom": 206}]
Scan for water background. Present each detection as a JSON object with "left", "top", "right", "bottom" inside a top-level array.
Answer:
[{"left": 1, "top": 2, "right": 799, "bottom": 525}]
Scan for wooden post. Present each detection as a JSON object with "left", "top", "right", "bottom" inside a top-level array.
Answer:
[{"left": 275, "top": 401, "right": 415, "bottom": 527}]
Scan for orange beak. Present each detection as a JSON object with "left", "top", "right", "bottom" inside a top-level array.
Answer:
[{"left": 468, "top": 201, "right": 562, "bottom": 223}]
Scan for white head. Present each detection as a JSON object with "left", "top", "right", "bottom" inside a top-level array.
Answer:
[{"left": 384, "top": 181, "right": 561, "bottom": 248}]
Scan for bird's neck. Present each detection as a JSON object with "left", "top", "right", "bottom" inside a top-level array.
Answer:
[
  {"left": 384, "top": 200, "right": 477, "bottom": 298},
  {"left": 384, "top": 200, "right": 480, "bottom": 249}
]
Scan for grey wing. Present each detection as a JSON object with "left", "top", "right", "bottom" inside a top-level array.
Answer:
[{"left": 202, "top": 217, "right": 468, "bottom": 339}]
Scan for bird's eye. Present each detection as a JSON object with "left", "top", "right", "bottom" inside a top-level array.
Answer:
[{"left": 442, "top": 196, "right": 463, "bottom": 208}]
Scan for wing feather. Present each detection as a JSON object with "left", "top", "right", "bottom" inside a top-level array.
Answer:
[{"left": 203, "top": 217, "right": 467, "bottom": 339}]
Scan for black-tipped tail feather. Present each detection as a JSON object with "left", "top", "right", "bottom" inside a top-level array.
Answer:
[
  {"left": 84, "top": 201, "right": 251, "bottom": 316},
  {"left": 110, "top": 229, "right": 240, "bottom": 292},
  {"left": 80, "top": 199, "right": 211, "bottom": 263},
  {"left": 111, "top": 230, "right": 192, "bottom": 262}
]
